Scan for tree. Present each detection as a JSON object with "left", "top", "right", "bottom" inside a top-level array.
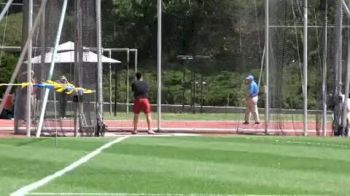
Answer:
[
  {"left": 0, "top": 13, "right": 22, "bottom": 95},
  {"left": 0, "top": 52, "right": 17, "bottom": 94}
]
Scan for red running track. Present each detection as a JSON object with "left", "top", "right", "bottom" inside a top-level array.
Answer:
[{"left": 1, "top": 119, "right": 333, "bottom": 136}]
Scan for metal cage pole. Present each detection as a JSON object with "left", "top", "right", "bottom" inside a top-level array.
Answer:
[
  {"left": 340, "top": 11, "right": 344, "bottom": 97},
  {"left": 108, "top": 49, "right": 112, "bottom": 114},
  {"left": 344, "top": 19, "right": 350, "bottom": 137},
  {"left": 135, "top": 49, "right": 138, "bottom": 74},
  {"left": 157, "top": 0, "right": 162, "bottom": 131},
  {"left": 74, "top": 0, "right": 83, "bottom": 137},
  {"left": 126, "top": 49, "right": 130, "bottom": 114},
  {"left": 0, "top": 0, "right": 14, "bottom": 23},
  {"left": 322, "top": 0, "right": 328, "bottom": 136},
  {"left": 0, "top": 0, "right": 48, "bottom": 118},
  {"left": 265, "top": 0, "right": 269, "bottom": 134},
  {"left": 334, "top": 0, "right": 343, "bottom": 109},
  {"left": 303, "top": 0, "right": 308, "bottom": 136},
  {"left": 341, "top": 0, "right": 350, "bottom": 137},
  {"left": 114, "top": 54, "right": 118, "bottom": 116},
  {"left": 101, "top": 48, "right": 130, "bottom": 117},
  {"left": 96, "top": 0, "right": 103, "bottom": 121},
  {"left": 26, "top": 0, "right": 33, "bottom": 137},
  {"left": 36, "top": 0, "right": 68, "bottom": 137},
  {"left": 40, "top": 0, "right": 46, "bottom": 123},
  {"left": 130, "top": 49, "right": 138, "bottom": 78}
]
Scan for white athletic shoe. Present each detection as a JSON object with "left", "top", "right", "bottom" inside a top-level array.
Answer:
[
  {"left": 131, "top": 130, "right": 138, "bottom": 135},
  {"left": 147, "top": 130, "right": 155, "bottom": 134}
]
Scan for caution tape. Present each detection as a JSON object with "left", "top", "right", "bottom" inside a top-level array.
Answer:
[{"left": 0, "top": 80, "right": 95, "bottom": 95}]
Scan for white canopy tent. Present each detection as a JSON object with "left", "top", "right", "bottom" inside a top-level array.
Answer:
[
  {"left": 57, "top": 41, "right": 75, "bottom": 51},
  {"left": 26, "top": 41, "right": 121, "bottom": 64},
  {"left": 29, "top": 50, "right": 120, "bottom": 64}
]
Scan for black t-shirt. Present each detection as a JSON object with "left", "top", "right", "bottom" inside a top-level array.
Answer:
[{"left": 131, "top": 80, "right": 149, "bottom": 99}]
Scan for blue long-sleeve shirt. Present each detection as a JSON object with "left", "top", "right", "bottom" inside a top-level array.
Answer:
[{"left": 248, "top": 81, "right": 259, "bottom": 97}]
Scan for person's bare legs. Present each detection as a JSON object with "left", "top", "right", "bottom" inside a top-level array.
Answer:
[
  {"left": 133, "top": 113, "right": 140, "bottom": 134},
  {"left": 145, "top": 112, "right": 154, "bottom": 134}
]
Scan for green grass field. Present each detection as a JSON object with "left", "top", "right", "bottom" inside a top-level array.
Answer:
[{"left": 1, "top": 136, "right": 350, "bottom": 195}]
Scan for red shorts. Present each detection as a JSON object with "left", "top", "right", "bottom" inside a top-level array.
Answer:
[{"left": 133, "top": 98, "right": 151, "bottom": 114}]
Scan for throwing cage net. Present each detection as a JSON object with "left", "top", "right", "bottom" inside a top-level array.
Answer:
[
  {"left": 269, "top": 0, "right": 321, "bottom": 135},
  {"left": 14, "top": 0, "right": 99, "bottom": 136},
  {"left": 269, "top": 0, "right": 346, "bottom": 136},
  {"left": 3, "top": 0, "right": 348, "bottom": 136},
  {"left": 159, "top": 0, "right": 264, "bottom": 133},
  {"left": 111, "top": 0, "right": 341, "bottom": 135}
]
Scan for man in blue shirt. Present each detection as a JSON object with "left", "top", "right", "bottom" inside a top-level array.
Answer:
[{"left": 244, "top": 75, "right": 260, "bottom": 124}]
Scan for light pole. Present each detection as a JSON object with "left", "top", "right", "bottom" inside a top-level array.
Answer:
[
  {"left": 193, "top": 80, "right": 199, "bottom": 113},
  {"left": 200, "top": 77, "right": 206, "bottom": 113},
  {"left": 177, "top": 55, "right": 194, "bottom": 112},
  {"left": 193, "top": 55, "right": 210, "bottom": 114},
  {"left": 177, "top": 55, "right": 210, "bottom": 114}
]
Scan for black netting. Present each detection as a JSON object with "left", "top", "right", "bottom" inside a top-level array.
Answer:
[
  {"left": 159, "top": 0, "right": 264, "bottom": 131},
  {"left": 14, "top": 0, "right": 98, "bottom": 135},
  {"left": 8, "top": 0, "right": 347, "bottom": 135},
  {"left": 268, "top": 0, "right": 339, "bottom": 135}
]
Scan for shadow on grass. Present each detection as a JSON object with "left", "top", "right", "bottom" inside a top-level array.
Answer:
[{"left": 16, "top": 138, "right": 49, "bottom": 147}]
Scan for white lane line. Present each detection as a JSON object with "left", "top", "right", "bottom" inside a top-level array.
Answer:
[
  {"left": 27, "top": 193, "right": 306, "bottom": 196},
  {"left": 11, "top": 136, "right": 129, "bottom": 196},
  {"left": 104, "top": 133, "right": 200, "bottom": 137}
]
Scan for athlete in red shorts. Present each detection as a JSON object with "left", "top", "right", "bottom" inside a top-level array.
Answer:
[{"left": 131, "top": 72, "right": 154, "bottom": 134}]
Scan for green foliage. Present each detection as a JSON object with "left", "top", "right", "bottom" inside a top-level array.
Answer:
[
  {"left": 0, "top": 13, "right": 22, "bottom": 95},
  {"left": 281, "top": 64, "right": 304, "bottom": 109},
  {"left": 0, "top": 52, "right": 18, "bottom": 94},
  {"left": 162, "top": 70, "right": 186, "bottom": 104},
  {"left": 0, "top": 2, "right": 331, "bottom": 110},
  {"left": 0, "top": 13, "right": 22, "bottom": 46}
]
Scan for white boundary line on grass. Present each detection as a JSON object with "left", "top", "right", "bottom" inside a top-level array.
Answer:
[
  {"left": 27, "top": 193, "right": 311, "bottom": 196},
  {"left": 11, "top": 136, "right": 130, "bottom": 196},
  {"left": 104, "top": 133, "right": 201, "bottom": 137},
  {"left": 106, "top": 127, "right": 329, "bottom": 133}
]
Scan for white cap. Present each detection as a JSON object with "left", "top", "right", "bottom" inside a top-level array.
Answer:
[{"left": 245, "top": 75, "right": 254, "bottom": 81}]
